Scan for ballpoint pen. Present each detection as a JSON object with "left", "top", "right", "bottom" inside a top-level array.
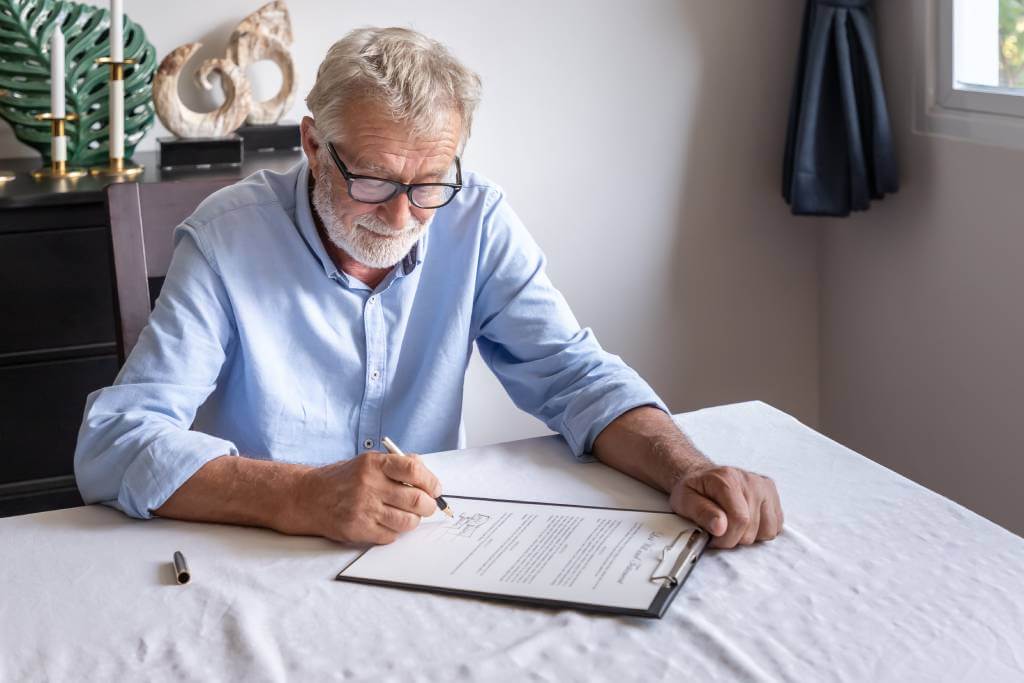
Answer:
[{"left": 381, "top": 436, "right": 454, "bottom": 518}]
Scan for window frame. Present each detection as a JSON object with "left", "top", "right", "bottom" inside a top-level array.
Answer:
[{"left": 917, "top": 0, "right": 1024, "bottom": 148}]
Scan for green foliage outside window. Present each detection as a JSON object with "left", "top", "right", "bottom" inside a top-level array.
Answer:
[{"left": 999, "top": 0, "right": 1024, "bottom": 87}]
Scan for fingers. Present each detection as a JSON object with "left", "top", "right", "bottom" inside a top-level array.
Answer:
[
  {"left": 326, "top": 507, "right": 402, "bottom": 546},
  {"left": 739, "top": 490, "right": 761, "bottom": 546},
  {"left": 679, "top": 467, "right": 784, "bottom": 549},
  {"left": 374, "top": 524, "right": 400, "bottom": 545},
  {"left": 381, "top": 480, "right": 438, "bottom": 517},
  {"left": 695, "top": 469, "right": 751, "bottom": 548},
  {"left": 757, "top": 499, "right": 778, "bottom": 542},
  {"left": 380, "top": 453, "right": 443, "bottom": 498},
  {"left": 339, "top": 521, "right": 400, "bottom": 546},
  {"left": 670, "top": 486, "right": 728, "bottom": 537},
  {"left": 771, "top": 477, "right": 784, "bottom": 532},
  {"left": 377, "top": 503, "right": 422, "bottom": 534},
  {"left": 757, "top": 475, "right": 784, "bottom": 540}
]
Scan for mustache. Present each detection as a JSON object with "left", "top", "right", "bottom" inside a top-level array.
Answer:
[{"left": 354, "top": 213, "right": 425, "bottom": 236}]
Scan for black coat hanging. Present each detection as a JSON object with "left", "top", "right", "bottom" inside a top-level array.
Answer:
[{"left": 783, "top": 0, "right": 898, "bottom": 216}]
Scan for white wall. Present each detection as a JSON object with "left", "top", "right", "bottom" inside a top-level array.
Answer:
[
  {"left": 1, "top": 1, "right": 819, "bottom": 447},
  {"left": 820, "top": 0, "right": 1024, "bottom": 535}
]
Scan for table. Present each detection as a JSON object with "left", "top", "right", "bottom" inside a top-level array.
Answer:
[{"left": 2, "top": 401, "right": 1022, "bottom": 681}]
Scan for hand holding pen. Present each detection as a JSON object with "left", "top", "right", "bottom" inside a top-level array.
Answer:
[
  {"left": 382, "top": 436, "right": 454, "bottom": 518},
  {"left": 290, "top": 443, "right": 448, "bottom": 545}
]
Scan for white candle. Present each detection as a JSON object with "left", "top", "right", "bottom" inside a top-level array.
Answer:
[
  {"left": 109, "top": 0, "right": 125, "bottom": 161},
  {"left": 50, "top": 26, "right": 65, "bottom": 119},
  {"left": 110, "top": 79, "right": 124, "bottom": 159},
  {"left": 110, "top": 0, "right": 123, "bottom": 62}
]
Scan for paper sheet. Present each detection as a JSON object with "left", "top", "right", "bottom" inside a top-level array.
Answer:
[{"left": 338, "top": 497, "right": 703, "bottom": 611}]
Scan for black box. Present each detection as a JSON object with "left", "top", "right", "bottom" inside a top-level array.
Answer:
[
  {"left": 158, "top": 135, "right": 243, "bottom": 170},
  {"left": 236, "top": 122, "right": 301, "bottom": 152}
]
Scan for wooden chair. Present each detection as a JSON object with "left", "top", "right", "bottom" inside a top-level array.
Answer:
[{"left": 106, "top": 178, "right": 237, "bottom": 360}]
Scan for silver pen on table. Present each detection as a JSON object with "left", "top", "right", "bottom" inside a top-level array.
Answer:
[
  {"left": 173, "top": 550, "right": 191, "bottom": 584},
  {"left": 381, "top": 436, "right": 454, "bottom": 518}
]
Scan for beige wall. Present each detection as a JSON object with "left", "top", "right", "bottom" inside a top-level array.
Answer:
[
  {"left": 0, "top": 1, "right": 820, "bottom": 447},
  {"left": 820, "top": 0, "right": 1024, "bottom": 535},
  {"left": 465, "top": 0, "right": 821, "bottom": 444}
]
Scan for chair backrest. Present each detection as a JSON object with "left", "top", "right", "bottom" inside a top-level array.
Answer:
[{"left": 106, "top": 177, "right": 236, "bottom": 359}]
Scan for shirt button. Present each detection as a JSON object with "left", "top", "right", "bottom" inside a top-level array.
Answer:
[
  {"left": 367, "top": 296, "right": 376, "bottom": 305},
  {"left": 363, "top": 438, "right": 374, "bottom": 449},
  {"left": 370, "top": 370, "right": 380, "bottom": 381}
]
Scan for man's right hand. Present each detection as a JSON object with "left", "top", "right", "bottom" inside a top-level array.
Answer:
[{"left": 290, "top": 451, "right": 443, "bottom": 545}]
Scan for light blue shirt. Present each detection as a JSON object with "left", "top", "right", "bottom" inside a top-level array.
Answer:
[{"left": 74, "top": 160, "right": 667, "bottom": 519}]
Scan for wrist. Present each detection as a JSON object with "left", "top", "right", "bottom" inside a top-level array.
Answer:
[
  {"left": 656, "top": 436, "right": 714, "bottom": 492},
  {"left": 273, "top": 463, "right": 317, "bottom": 536},
  {"left": 592, "top": 406, "right": 716, "bottom": 494}
]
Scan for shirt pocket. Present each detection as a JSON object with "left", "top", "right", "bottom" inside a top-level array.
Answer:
[{"left": 266, "top": 381, "right": 357, "bottom": 462}]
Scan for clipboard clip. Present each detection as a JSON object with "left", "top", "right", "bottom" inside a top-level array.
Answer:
[{"left": 650, "top": 528, "right": 706, "bottom": 587}]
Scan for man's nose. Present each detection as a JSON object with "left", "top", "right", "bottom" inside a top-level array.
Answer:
[{"left": 376, "top": 191, "right": 413, "bottom": 231}]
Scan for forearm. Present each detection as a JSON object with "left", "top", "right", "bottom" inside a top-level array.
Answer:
[
  {"left": 591, "top": 406, "right": 712, "bottom": 493},
  {"left": 154, "top": 455, "right": 313, "bottom": 535}
]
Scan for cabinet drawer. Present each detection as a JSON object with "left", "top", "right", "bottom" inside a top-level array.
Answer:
[
  {"left": 0, "top": 355, "right": 119, "bottom": 485},
  {"left": 0, "top": 479, "right": 83, "bottom": 518},
  {"left": 0, "top": 227, "right": 116, "bottom": 355}
]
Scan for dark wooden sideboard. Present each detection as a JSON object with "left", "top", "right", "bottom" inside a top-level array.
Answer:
[{"left": 0, "top": 149, "right": 304, "bottom": 517}]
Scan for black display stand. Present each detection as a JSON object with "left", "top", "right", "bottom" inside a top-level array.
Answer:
[
  {"left": 236, "top": 122, "right": 301, "bottom": 152},
  {"left": 158, "top": 135, "right": 244, "bottom": 170}
]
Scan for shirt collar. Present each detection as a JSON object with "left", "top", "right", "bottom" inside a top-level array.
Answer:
[{"left": 292, "top": 158, "right": 428, "bottom": 284}]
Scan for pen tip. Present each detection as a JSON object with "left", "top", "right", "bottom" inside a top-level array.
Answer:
[{"left": 444, "top": 507, "right": 454, "bottom": 518}]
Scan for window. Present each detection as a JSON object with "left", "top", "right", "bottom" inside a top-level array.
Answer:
[
  {"left": 955, "top": 0, "right": 1024, "bottom": 90},
  {"left": 919, "top": 0, "right": 1024, "bottom": 147}
]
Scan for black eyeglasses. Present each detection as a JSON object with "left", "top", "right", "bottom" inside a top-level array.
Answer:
[{"left": 325, "top": 141, "right": 462, "bottom": 209}]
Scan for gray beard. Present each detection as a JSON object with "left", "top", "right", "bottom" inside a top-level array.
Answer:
[{"left": 311, "top": 162, "right": 431, "bottom": 269}]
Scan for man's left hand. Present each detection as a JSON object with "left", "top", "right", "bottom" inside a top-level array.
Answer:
[{"left": 670, "top": 465, "right": 783, "bottom": 548}]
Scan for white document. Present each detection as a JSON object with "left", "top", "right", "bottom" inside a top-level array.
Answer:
[{"left": 337, "top": 497, "right": 707, "bottom": 613}]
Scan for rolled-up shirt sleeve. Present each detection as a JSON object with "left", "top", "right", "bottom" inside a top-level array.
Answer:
[
  {"left": 471, "top": 189, "right": 669, "bottom": 459},
  {"left": 74, "top": 225, "right": 238, "bottom": 519}
]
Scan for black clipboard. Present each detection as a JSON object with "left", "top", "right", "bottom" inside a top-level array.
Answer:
[{"left": 335, "top": 496, "right": 710, "bottom": 619}]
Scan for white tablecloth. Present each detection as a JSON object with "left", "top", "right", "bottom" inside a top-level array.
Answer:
[{"left": 2, "top": 401, "right": 1022, "bottom": 682}]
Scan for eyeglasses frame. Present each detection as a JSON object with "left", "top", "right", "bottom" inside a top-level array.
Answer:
[{"left": 324, "top": 141, "right": 463, "bottom": 209}]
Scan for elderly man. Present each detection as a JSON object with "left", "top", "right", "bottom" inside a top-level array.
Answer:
[{"left": 75, "top": 27, "right": 782, "bottom": 549}]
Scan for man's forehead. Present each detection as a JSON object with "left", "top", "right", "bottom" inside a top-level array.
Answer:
[
  {"left": 349, "top": 147, "right": 454, "bottom": 177},
  {"left": 336, "top": 139, "right": 457, "bottom": 182},
  {"left": 332, "top": 101, "right": 462, "bottom": 178}
]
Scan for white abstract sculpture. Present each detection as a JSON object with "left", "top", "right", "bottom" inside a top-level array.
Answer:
[
  {"left": 228, "top": 0, "right": 296, "bottom": 125},
  {"left": 153, "top": 42, "right": 253, "bottom": 139},
  {"left": 152, "top": 0, "right": 296, "bottom": 138}
]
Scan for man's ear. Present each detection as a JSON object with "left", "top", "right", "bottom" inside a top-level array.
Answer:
[{"left": 300, "top": 116, "right": 321, "bottom": 173}]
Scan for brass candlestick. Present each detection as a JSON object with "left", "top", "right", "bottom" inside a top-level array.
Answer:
[
  {"left": 89, "top": 57, "right": 143, "bottom": 178},
  {"left": 30, "top": 113, "right": 87, "bottom": 180},
  {"left": 0, "top": 90, "right": 11, "bottom": 181},
  {"left": 0, "top": 89, "right": 13, "bottom": 181}
]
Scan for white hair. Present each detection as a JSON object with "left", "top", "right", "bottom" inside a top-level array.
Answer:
[{"left": 305, "top": 26, "right": 482, "bottom": 148}]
